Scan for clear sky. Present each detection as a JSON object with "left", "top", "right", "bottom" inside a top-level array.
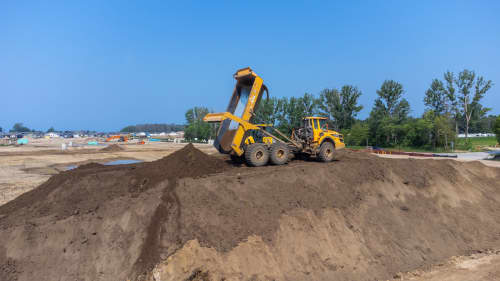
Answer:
[{"left": 1, "top": 1, "right": 499, "bottom": 132}]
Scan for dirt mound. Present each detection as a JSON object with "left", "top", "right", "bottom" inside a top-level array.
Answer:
[
  {"left": 100, "top": 144, "right": 124, "bottom": 152},
  {"left": 1, "top": 148, "right": 500, "bottom": 281},
  {"left": 0, "top": 143, "right": 228, "bottom": 281},
  {"left": 334, "top": 148, "right": 377, "bottom": 160}
]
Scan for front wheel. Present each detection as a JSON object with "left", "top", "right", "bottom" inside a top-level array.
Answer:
[
  {"left": 318, "top": 141, "right": 335, "bottom": 162},
  {"left": 245, "top": 143, "right": 270, "bottom": 167}
]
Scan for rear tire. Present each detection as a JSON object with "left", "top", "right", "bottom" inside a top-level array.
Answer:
[
  {"left": 269, "top": 143, "right": 289, "bottom": 165},
  {"left": 245, "top": 143, "right": 269, "bottom": 167},
  {"left": 318, "top": 141, "right": 335, "bottom": 162}
]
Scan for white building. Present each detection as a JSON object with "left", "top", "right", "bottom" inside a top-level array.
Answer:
[
  {"left": 44, "top": 132, "right": 60, "bottom": 138},
  {"left": 457, "top": 133, "right": 495, "bottom": 138},
  {"left": 168, "top": 131, "right": 185, "bottom": 138}
]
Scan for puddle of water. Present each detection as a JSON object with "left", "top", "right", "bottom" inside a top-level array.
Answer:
[
  {"left": 65, "top": 159, "right": 143, "bottom": 170},
  {"left": 104, "top": 159, "right": 143, "bottom": 165},
  {"left": 486, "top": 151, "right": 500, "bottom": 161},
  {"left": 65, "top": 165, "right": 77, "bottom": 171}
]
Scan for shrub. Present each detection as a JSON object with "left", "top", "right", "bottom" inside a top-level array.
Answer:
[{"left": 494, "top": 116, "right": 500, "bottom": 145}]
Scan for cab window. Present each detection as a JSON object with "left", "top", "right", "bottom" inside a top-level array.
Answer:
[
  {"left": 303, "top": 119, "right": 310, "bottom": 128},
  {"left": 319, "top": 119, "right": 327, "bottom": 130}
]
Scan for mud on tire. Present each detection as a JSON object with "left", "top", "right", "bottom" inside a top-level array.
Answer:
[
  {"left": 245, "top": 143, "right": 270, "bottom": 167},
  {"left": 318, "top": 141, "right": 335, "bottom": 162},
  {"left": 269, "top": 143, "right": 289, "bottom": 165}
]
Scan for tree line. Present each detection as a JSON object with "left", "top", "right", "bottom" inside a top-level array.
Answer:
[
  {"left": 255, "top": 69, "right": 496, "bottom": 149},
  {"left": 183, "top": 107, "right": 217, "bottom": 141},
  {"left": 120, "top": 123, "right": 185, "bottom": 133},
  {"left": 496, "top": 116, "right": 500, "bottom": 145},
  {"left": 185, "top": 69, "right": 498, "bottom": 149}
]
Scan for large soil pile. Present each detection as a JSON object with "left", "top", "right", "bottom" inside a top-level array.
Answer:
[
  {"left": 1, "top": 146, "right": 500, "bottom": 281},
  {"left": 0, "top": 144, "right": 228, "bottom": 281},
  {"left": 100, "top": 144, "right": 125, "bottom": 152}
]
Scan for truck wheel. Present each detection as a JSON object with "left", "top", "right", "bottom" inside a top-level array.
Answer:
[
  {"left": 269, "top": 143, "right": 289, "bottom": 165},
  {"left": 245, "top": 143, "right": 269, "bottom": 167},
  {"left": 318, "top": 141, "right": 335, "bottom": 162}
]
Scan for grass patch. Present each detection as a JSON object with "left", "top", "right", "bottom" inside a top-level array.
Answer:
[
  {"left": 455, "top": 137, "right": 498, "bottom": 152},
  {"left": 346, "top": 145, "right": 449, "bottom": 153},
  {"left": 347, "top": 137, "right": 499, "bottom": 153},
  {"left": 457, "top": 136, "right": 497, "bottom": 146}
]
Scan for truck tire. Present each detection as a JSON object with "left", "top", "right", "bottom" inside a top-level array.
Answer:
[
  {"left": 318, "top": 141, "right": 335, "bottom": 162},
  {"left": 245, "top": 143, "right": 269, "bottom": 167},
  {"left": 269, "top": 143, "right": 289, "bottom": 165}
]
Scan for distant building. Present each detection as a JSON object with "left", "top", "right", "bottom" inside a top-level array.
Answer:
[
  {"left": 457, "top": 133, "right": 495, "bottom": 138},
  {"left": 44, "top": 132, "right": 60, "bottom": 138},
  {"left": 168, "top": 131, "right": 184, "bottom": 138}
]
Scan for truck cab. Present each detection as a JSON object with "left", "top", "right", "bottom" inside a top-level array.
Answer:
[{"left": 301, "top": 117, "right": 345, "bottom": 151}]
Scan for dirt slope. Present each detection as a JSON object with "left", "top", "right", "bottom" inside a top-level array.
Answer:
[
  {"left": 0, "top": 144, "right": 228, "bottom": 281},
  {"left": 101, "top": 144, "right": 125, "bottom": 152},
  {"left": 1, "top": 145, "right": 500, "bottom": 281}
]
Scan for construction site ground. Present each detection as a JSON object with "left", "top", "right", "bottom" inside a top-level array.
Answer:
[
  {"left": 1, "top": 139, "right": 500, "bottom": 280},
  {"left": 0, "top": 139, "right": 215, "bottom": 206}
]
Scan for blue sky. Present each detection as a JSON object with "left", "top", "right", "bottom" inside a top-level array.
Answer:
[{"left": 1, "top": 1, "right": 499, "bottom": 132}]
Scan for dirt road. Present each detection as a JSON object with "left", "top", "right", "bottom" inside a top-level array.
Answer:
[
  {"left": 393, "top": 251, "right": 500, "bottom": 280},
  {"left": 377, "top": 153, "right": 500, "bottom": 168}
]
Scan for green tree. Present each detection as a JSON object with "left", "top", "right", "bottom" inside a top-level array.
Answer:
[
  {"left": 274, "top": 93, "right": 320, "bottom": 135},
  {"left": 399, "top": 117, "right": 432, "bottom": 147},
  {"left": 421, "top": 110, "right": 455, "bottom": 150},
  {"left": 393, "top": 99, "right": 410, "bottom": 123},
  {"left": 495, "top": 116, "right": 500, "bottom": 144},
  {"left": 10, "top": 123, "right": 30, "bottom": 132},
  {"left": 468, "top": 104, "right": 492, "bottom": 133},
  {"left": 0, "top": 126, "right": 2, "bottom": 133},
  {"left": 275, "top": 97, "right": 301, "bottom": 134},
  {"left": 376, "top": 81, "right": 407, "bottom": 117},
  {"left": 344, "top": 122, "right": 369, "bottom": 146},
  {"left": 184, "top": 107, "right": 213, "bottom": 141},
  {"left": 298, "top": 93, "right": 319, "bottom": 116},
  {"left": 253, "top": 97, "right": 279, "bottom": 125},
  {"left": 434, "top": 115, "right": 455, "bottom": 150},
  {"left": 447, "top": 70, "right": 493, "bottom": 138},
  {"left": 424, "top": 79, "right": 447, "bottom": 117},
  {"left": 120, "top": 125, "right": 137, "bottom": 133},
  {"left": 368, "top": 80, "right": 410, "bottom": 146},
  {"left": 120, "top": 124, "right": 184, "bottom": 133},
  {"left": 424, "top": 77, "right": 458, "bottom": 149},
  {"left": 443, "top": 71, "right": 460, "bottom": 134},
  {"left": 47, "top": 127, "right": 55, "bottom": 133},
  {"left": 319, "top": 85, "right": 363, "bottom": 130}
]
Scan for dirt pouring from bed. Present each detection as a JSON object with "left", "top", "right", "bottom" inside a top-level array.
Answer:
[{"left": 1, "top": 144, "right": 500, "bottom": 281}]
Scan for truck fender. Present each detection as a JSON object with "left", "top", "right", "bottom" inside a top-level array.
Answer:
[{"left": 320, "top": 137, "right": 336, "bottom": 148}]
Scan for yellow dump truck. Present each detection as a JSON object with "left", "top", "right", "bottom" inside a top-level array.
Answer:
[{"left": 204, "top": 67, "right": 345, "bottom": 166}]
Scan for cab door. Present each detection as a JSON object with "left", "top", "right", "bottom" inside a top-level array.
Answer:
[{"left": 312, "top": 119, "right": 321, "bottom": 143}]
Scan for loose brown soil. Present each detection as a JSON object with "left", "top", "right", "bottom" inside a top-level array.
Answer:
[
  {"left": 1, "top": 145, "right": 500, "bottom": 281},
  {"left": 0, "top": 144, "right": 228, "bottom": 281},
  {"left": 100, "top": 144, "right": 125, "bottom": 152}
]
